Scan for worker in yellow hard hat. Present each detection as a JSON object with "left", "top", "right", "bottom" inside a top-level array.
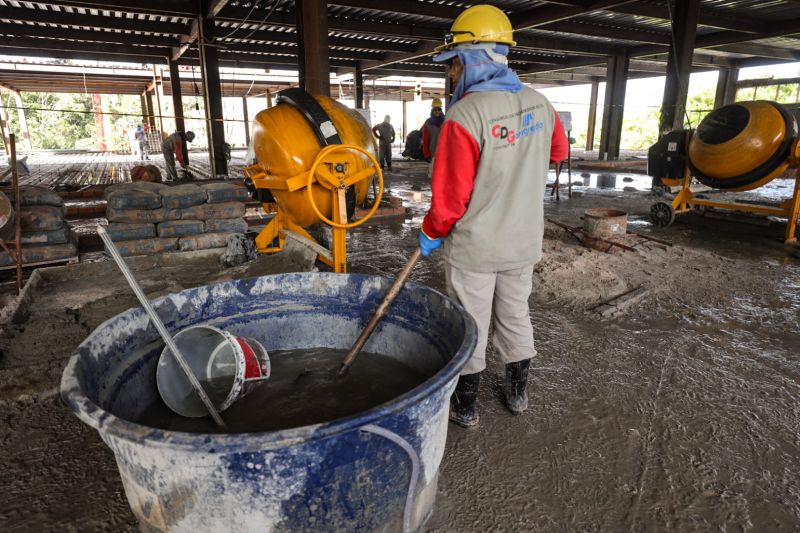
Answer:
[
  {"left": 417, "top": 4, "right": 568, "bottom": 428},
  {"left": 421, "top": 98, "right": 445, "bottom": 163}
]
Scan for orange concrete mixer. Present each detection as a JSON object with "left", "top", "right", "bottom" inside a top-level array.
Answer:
[
  {"left": 243, "top": 89, "right": 383, "bottom": 272},
  {"left": 648, "top": 100, "right": 800, "bottom": 242}
]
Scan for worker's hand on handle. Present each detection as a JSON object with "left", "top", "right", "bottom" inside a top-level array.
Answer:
[{"left": 418, "top": 230, "right": 442, "bottom": 257}]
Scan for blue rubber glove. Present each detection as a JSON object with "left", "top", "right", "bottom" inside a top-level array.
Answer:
[{"left": 418, "top": 230, "right": 443, "bottom": 257}]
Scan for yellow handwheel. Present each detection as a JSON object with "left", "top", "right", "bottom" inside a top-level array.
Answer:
[{"left": 305, "top": 143, "right": 384, "bottom": 229}]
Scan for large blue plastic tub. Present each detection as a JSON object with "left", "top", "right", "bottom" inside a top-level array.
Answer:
[{"left": 61, "top": 273, "right": 477, "bottom": 532}]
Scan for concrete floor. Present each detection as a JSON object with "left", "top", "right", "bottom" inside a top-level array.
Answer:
[{"left": 1, "top": 161, "right": 799, "bottom": 531}]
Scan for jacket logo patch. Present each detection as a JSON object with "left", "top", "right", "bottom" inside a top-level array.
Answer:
[{"left": 491, "top": 112, "right": 544, "bottom": 145}]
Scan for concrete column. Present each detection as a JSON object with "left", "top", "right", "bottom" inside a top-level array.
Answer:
[
  {"left": 242, "top": 97, "right": 250, "bottom": 147},
  {"left": 585, "top": 78, "right": 599, "bottom": 152},
  {"left": 714, "top": 65, "right": 739, "bottom": 109},
  {"left": 598, "top": 54, "right": 629, "bottom": 161},
  {"left": 354, "top": 65, "right": 364, "bottom": 109},
  {"left": 199, "top": 17, "right": 228, "bottom": 176},
  {"left": 659, "top": 0, "right": 701, "bottom": 133},
  {"left": 266, "top": 91, "right": 272, "bottom": 108},
  {"left": 296, "top": 0, "right": 330, "bottom": 96},
  {"left": 168, "top": 58, "right": 185, "bottom": 134}
]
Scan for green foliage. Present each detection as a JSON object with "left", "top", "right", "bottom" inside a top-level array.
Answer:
[{"left": 4, "top": 92, "right": 97, "bottom": 150}]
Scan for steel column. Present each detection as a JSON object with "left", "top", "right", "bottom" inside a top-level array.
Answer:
[
  {"left": 199, "top": 17, "right": 228, "bottom": 176},
  {"left": 659, "top": 0, "right": 701, "bottom": 133},
  {"left": 153, "top": 67, "right": 165, "bottom": 134},
  {"left": 168, "top": 58, "right": 185, "bottom": 133},
  {"left": 714, "top": 66, "right": 739, "bottom": 109},
  {"left": 242, "top": 96, "right": 250, "bottom": 146},
  {"left": 144, "top": 91, "right": 156, "bottom": 128},
  {"left": 298, "top": 0, "right": 330, "bottom": 96},
  {"left": 294, "top": 0, "right": 306, "bottom": 92},
  {"left": 140, "top": 94, "right": 148, "bottom": 124},
  {"left": 354, "top": 65, "right": 364, "bottom": 109},
  {"left": 586, "top": 78, "right": 599, "bottom": 151},
  {"left": 598, "top": 54, "right": 629, "bottom": 161}
]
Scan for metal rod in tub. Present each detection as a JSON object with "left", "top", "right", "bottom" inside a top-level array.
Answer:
[{"left": 96, "top": 225, "right": 227, "bottom": 429}]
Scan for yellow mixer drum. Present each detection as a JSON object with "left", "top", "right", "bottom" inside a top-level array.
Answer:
[
  {"left": 688, "top": 100, "right": 798, "bottom": 191},
  {"left": 249, "top": 93, "right": 374, "bottom": 227}
]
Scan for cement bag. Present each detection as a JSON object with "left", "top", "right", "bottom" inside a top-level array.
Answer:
[
  {"left": 21, "top": 227, "right": 70, "bottom": 245},
  {"left": 201, "top": 201, "right": 247, "bottom": 220},
  {"left": 0, "top": 240, "right": 77, "bottom": 267},
  {"left": 15, "top": 186, "right": 64, "bottom": 207},
  {"left": 107, "top": 222, "right": 156, "bottom": 241},
  {"left": 157, "top": 219, "right": 205, "bottom": 238},
  {"left": 201, "top": 182, "right": 249, "bottom": 203},
  {"left": 20, "top": 205, "right": 65, "bottom": 231},
  {"left": 106, "top": 205, "right": 179, "bottom": 224},
  {"left": 107, "top": 186, "right": 162, "bottom": 210},
  {"left": 204, "top": 218, "right": 248, "bottom": 234},
  {"left": 104, "top": 180, "right": 165, "bottom": 198},
  {"left": 161, "top": 184, "right": 207, "bottom": 209},
  {"left": 114, "top": 237, "right": 179, "bottom": 258},
  {"left": 178, "top": 232, "right": 231, "bottom": 251}
]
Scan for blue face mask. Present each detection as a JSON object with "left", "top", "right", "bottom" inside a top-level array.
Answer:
[{"left": 436, "top": 45, "right": 524, "bottom": 106}]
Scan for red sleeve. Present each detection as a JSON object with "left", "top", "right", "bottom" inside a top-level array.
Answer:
[
  {"left": 421, "top": 124, "right": 431, "bottom": 159},
  {"left": 550, "top": 110, "right": 569, "bottom": 163},
  {"left": 175, "top": 137, "right": 187, "bottom": 167},
  {"left": 421, "top": 120, "right": 479, "bottom": 239}
]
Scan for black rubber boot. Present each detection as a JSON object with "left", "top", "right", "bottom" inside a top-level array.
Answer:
[
  {"left": 504, "top": 359, "right": 531, "bottom": 415},
  {"left": 449, "top": 373, "right": 480, "bottom": 428}
]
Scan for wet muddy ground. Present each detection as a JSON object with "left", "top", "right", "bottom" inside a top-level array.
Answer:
[{"left": 1, "top": 160, "right": 799, "bottom": 531}]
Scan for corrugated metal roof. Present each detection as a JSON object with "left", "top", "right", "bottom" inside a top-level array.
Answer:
[{"left": 0, "top": 0, "right": 793, "bottom": 91}]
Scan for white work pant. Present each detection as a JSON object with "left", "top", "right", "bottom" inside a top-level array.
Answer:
[{"left": 445, "top": 263, "right": 536, "bottom": 375}]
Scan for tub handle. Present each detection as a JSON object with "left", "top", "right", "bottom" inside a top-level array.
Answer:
[{"left": 360, "top": 424, "right": 420, "bottom": 533}]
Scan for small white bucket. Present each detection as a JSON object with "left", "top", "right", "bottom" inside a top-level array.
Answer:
[{"left": 156, "top": 325, "right": 270, "bottom": 418}]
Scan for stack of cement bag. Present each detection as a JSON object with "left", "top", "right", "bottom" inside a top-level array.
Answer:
[
  {"left": 0, "top": 186, "right": 77, "bottom": 267},
  {"left": 104, "top": 182, "right": 249, "bottom": 257}
]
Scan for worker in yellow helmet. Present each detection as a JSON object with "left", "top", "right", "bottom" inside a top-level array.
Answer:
[
  {"left": 418, "top": 5, "right": 568, "bottom": 428},
  {"left": 422, "top": 98, "right": 445, "bottom": 163}
]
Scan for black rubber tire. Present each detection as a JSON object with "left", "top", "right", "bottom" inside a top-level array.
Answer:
[{"left": 651, "top": 201, "right": 675, "bottom": 227}]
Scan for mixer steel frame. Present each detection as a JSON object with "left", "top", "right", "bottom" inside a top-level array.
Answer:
[{"left": 245, "top": 144, "right": 384, "bottom": 272}]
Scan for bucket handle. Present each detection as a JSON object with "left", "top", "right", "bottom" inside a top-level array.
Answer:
[{"left": 360, "top": 424, "right": 420, "bottom": 533}]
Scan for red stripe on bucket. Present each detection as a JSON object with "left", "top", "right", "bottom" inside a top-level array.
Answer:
[{"left": 237, "top": 338, "right": 262, "bottom": 379}]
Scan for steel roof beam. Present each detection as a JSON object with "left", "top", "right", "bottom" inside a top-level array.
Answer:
[
  {"left": 0, "top": 22, "right": 180, "bottom": 48},
  {"left": 0, "top": 6, "right": 190, "bottom": 35},
  {"left": 172, "top": 1, "right": 232, "bottom": 61},
  {"left": 25, "top": 1, "right": 199, "bottom": 16},
  {"left": 510, "top": 1, "right": 638, "bottom": 30},
  {"left": 0, "top": 36, "right": 171, "bottom": 59}
]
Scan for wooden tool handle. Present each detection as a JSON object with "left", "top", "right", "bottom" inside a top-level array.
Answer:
[{"left": 338, "top": 247, "right": 422, "bottom": 376}]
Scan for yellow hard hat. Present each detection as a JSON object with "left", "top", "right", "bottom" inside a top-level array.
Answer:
[
  {"left": 432, "top": 98, "right": 443, "bottom": 108},
  {"left": 437, "top": 5, "right": 516, "bottom": 52}
]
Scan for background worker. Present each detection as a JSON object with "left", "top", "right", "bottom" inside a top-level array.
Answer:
[
  {"left": 418, "top": 4, "right": 568, "bottom": 428},
  {"left": 372, "top": 115, "right": 395, "bottom": 171},
  {"left": 161, "top": 130, "right": 195, "bottom": 181},
  {"left": 421, "top": 98, "right": 445, "bottom": 162},
  {"left": 134, "top": 124, "right": 149, "bottom": 161}
]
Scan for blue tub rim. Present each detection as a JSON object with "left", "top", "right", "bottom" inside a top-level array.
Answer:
[{"left": 60, "top": 272, "right": 478, "bottom": 453}]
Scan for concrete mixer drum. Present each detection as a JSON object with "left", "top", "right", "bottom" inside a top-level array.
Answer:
[
  {"left": 647, "top": 100, "right": 800, "bottom": 242},
  {"left": 243, "top": 88, "right": 384, "bottom": 271}
]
